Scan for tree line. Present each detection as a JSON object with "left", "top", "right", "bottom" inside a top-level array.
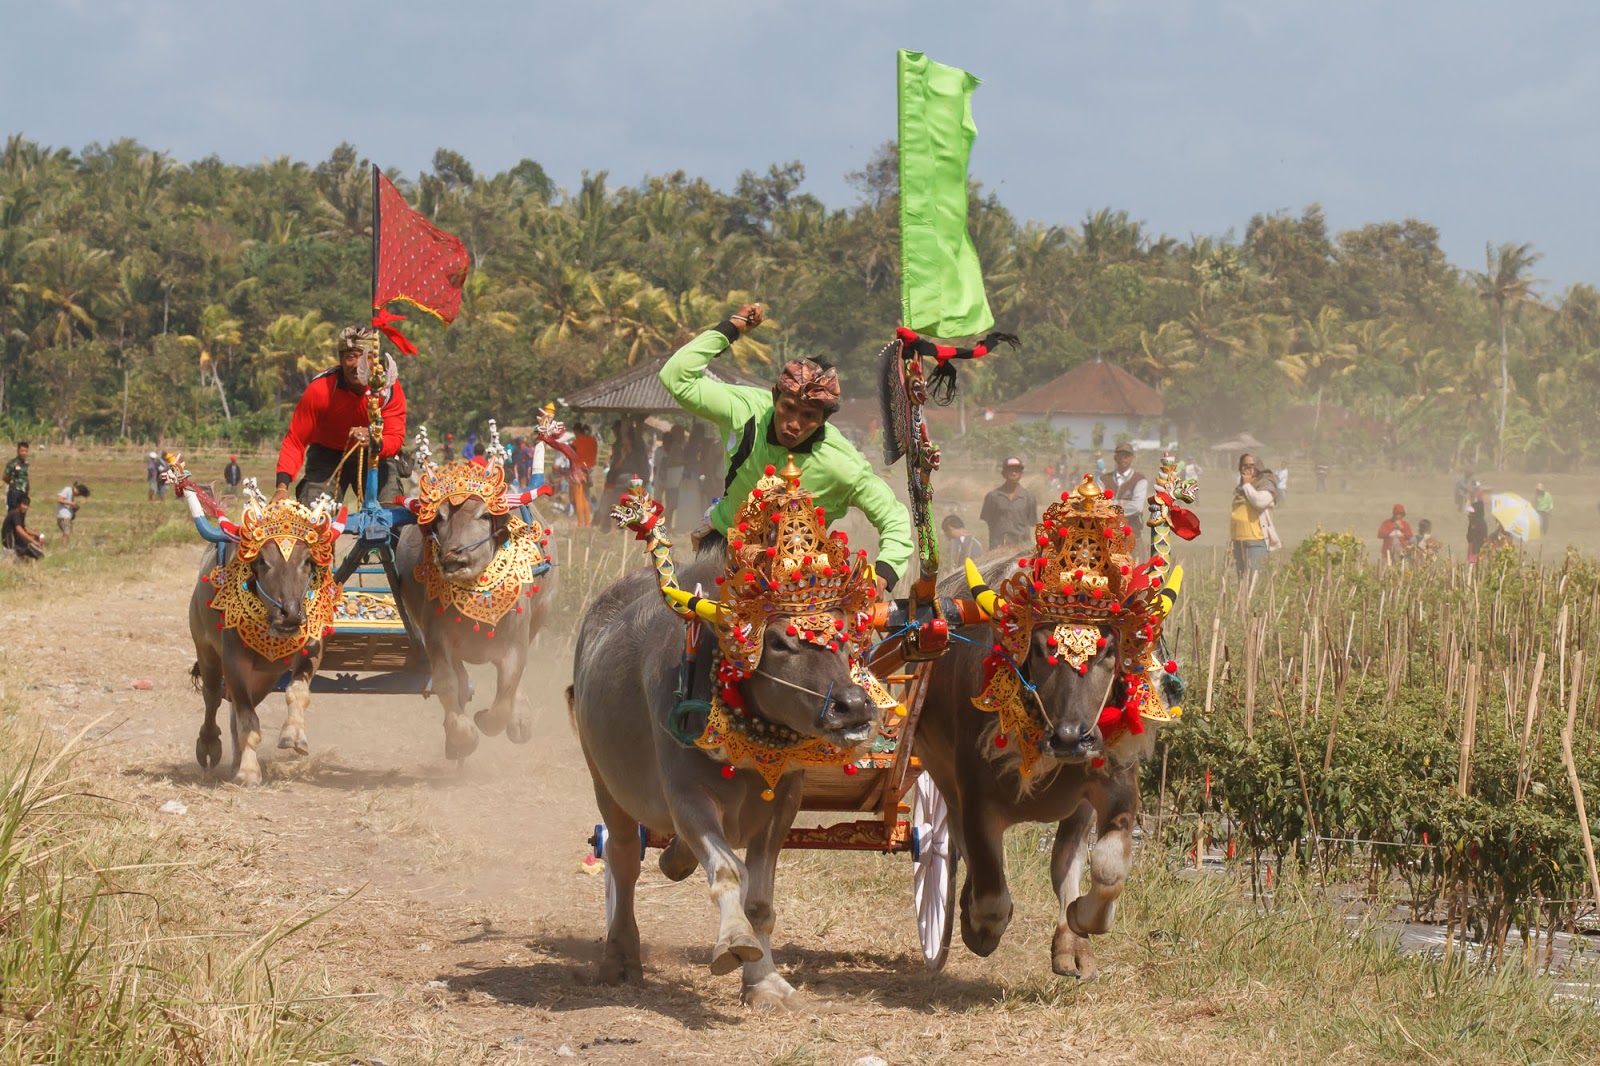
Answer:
[{"left": 0, "top": 134, "right": 1589, "bottom": 471}]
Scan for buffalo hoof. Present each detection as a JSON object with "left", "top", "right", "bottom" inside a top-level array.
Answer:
[
  {"left": 505, "top": 712, "right": 533, "bottom": 744},
  {"left": 195, "top": 732, "right": 222, "bottom": 772},
  {"left": 443, "top": 717, "right": 480, "bottom": 761},
  {"left": 473, "top": 707, "right": 509, "bottom": 738},
  {"left": 1052, "top": 927, "right": 1098, "bottom": 980},
  {"left": 742, "top": 974, "right": 813, "bottom": 1011},
  {"left": 658, "top": 838, "right": 698, "bottom": 882},
  {"left": 959, "top": 880, "right": 1012, "bottom": 957},
  {"left": 277, "top": 727, "right": 309, "bottom": 756},
  {"left": 710, "top": 933, "right": 763, "bottom": 976},
  {"left": 1066, "top": 897, "right": 1111, "bottom": 938},
  {"left": 233, "top": 763, "right": 262, "bottom": 787},
  {"left": 597, "top": 953, "right": 643, "bottom": 985}
]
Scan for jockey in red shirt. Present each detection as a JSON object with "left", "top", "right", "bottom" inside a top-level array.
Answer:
[{"left": 273, "top": 325, "right": 407, "bottom": 505}]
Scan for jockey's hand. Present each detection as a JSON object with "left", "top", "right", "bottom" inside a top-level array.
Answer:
[
  {"left": 271, "top": 486, "right": 289, "bottom": 504},
  {"left": 729, "top": 303, "right": 764, "bottom": 334},
  {"left": 347, "top": 426, "right": 370, "bottom": 447},
  {"left": 874, "top": 574, "right": 889, "bottom": 600}
]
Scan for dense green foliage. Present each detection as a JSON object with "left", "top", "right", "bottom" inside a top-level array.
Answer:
[
  {"left": 1, "top": 135, "right": 1595, "bottom": 469},
  {"left": 1153, "top": 546, "right": 1600, "bottom": 961}
]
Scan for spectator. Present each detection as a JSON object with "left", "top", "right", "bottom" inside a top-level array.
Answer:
[
  {"left": 1534, "top": 482, "right": 1554, "bottom": 535},
  {"left": 1183, "top": 456, "right": 1202, "bottom": 484},
  {"left": 1276, "top": 464, "right": 1290, "bottom": 500},
  {"left": 1454, "top": 470, "right": 1474, "bottom": 513},
  {"left": 55, "top": 482, "right": 88, "bottom": 546},
  {"left": 1377, "top": 504, "right": 1413, "bottom": 566},
  {"left": 1093, "top": 451, "right": 1106, "bottom": 477},
  {"left": 980, "top": 456, "right": 1038, "bottom": 551},
  {"left": 441, "top": 433, "right": 456, "bottom": 464},
  {"left": 656, "top": 426, "right": 687, "bottom": 527},
  {"left": 4, "top": 441, "right": 29, "bottom": 509},
  {"left": 941, "top": 515, "right": 983, "bottom": 566},
  {"left": 1230, "top": 453, "right": 1277, "bottom": 578},
  {"left": 461, "top": 433, "right": 478, "bottom": 462},
  {"left": 1100, "top": 444, "right": 1150, "bottom": 550},
  {"left": 571, "top": 422, "right": 599, "bottom": 528},
  {"left": 1466, "top": 489, "right": 1489, "bottom": 563},
  {"left": 2, "top": 493, "right": 43, "bottom": 561},
  {"left": 1315, "top": 461, "right": 1331, "bottom": 494},
  {"left": 223, "top": 454, "right": 242, "bottom": 491},
  {"left": 1412, "top": 518, "right": 1440, "bottom": 558}
]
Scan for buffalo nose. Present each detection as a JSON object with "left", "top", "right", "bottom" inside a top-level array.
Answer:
[
  {"left": 1049, "top": 721, "right": 1103, "bottom": 760},
  {"left": 828, "top": 685, "right": 872, "bottom": 729}
]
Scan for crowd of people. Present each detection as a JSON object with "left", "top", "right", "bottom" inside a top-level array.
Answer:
[{"left": 2, "top": 440, "right": 90, "bottom": 563}]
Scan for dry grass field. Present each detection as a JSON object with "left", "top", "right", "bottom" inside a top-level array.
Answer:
[{"left": 3, "top": 445, "right": 1600, "bottom": 1064}]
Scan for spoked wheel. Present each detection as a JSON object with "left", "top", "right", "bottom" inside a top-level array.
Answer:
[{"left": 911, "top": 772, "right": 958, "bottom": 971}]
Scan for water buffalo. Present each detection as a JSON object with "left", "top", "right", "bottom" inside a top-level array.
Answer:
[
  {"left": 394, "top": 491, "right": 553, "bottom": 760},
  {"left": 913, "top": 555, "right": 1152, "bottom": 979},
  {"left": 569, "top": 555, "right": 874, "bottom": 1007},
  {"left": 188, "top": 537, "right": 328, "bottom": 785}
]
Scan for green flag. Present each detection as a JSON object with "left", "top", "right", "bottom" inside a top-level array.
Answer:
[{"left": 898, "top": 49, "right": 994, "bottom": 338}]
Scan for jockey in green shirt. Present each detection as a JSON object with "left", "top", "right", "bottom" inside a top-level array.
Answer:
[{"left": 660, "top": 303, "right": 913, "bottom": 593}]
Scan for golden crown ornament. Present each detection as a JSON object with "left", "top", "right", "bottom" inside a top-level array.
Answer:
[{"left": 969, "top": 474, "right": 1182, "bottom": 775}]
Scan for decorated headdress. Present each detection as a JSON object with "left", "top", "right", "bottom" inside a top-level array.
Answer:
[
  {"left": 969, "top": 475, "right": 1178, "bottom": 774},
  {"left": 776, "top": 359, "right": 842, "bottom": 413},
  {"left": 235, "top": 484, "right": 340, "bottom": 567},
  {"left": 337, "top": 325, "right": 381, "bottom": 355},
  {"left": 714, "top": 458, "right": 877, "bottom": 679}
]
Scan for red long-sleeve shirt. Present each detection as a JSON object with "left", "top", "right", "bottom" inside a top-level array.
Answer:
[{"left": 276, "top": 368, "right": 407, "bottom": 482}]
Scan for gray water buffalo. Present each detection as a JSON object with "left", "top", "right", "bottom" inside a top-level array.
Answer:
[
  {"left": 188, "top": 537, "right": 327, "bottom": 785},
  {"left": 913, "top": 555, "right": 1151, "bottom": 979},
  {"left": 395, "top": 492, "right": 553, "bottom": 761},
  {"left": 569, "top": 556, "right": 874, "bottom": 1007}
]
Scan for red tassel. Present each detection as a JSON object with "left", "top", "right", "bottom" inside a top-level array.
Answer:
[{"left": 371, "top": 307, "right": 418, "bottom": 355}]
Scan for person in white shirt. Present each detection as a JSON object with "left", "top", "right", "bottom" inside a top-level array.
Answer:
[
  {"left": 55, "top": 481, "right": 88, "bottom": 544},
  {"left": 1100, "top": 444, "right": 1150, "bottom": 550}
]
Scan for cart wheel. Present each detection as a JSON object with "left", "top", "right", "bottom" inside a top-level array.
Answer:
[{"left": 911, "top": 772, "right": 958, "bottom": 971}]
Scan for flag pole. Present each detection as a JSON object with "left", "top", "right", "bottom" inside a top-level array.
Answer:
[{"left": 370, "top": 163, "right": 381, "bottom": 311}]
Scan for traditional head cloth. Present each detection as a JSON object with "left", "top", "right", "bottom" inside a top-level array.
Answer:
[
  {"left": 337, "top": 325, "right": 381, "bottom": 354},
  {"left": 776, "top": 359, "right": 841, "bottom": 413}
]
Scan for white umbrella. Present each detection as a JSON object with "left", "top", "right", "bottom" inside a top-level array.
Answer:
[{"left": 1488, "top": 493, "right": 1540, "bottom": 542}]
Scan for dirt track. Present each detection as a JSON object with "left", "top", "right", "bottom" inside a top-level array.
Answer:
[{"left": 14, "top": 545, "right": 1203, "bottom": 1065}]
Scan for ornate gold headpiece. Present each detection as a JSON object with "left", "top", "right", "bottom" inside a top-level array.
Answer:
[
  {"left": 236, "top": 496, "right": 338, "bottom": 566},
  {"left": 414, "top": 454, "right": 510, "bottom": 525},
  {"left": 970, "top": 475, "right": 1176, "bottom": 773},
  {"left": 715, "top": 458, "right": 877, "bottom": 677}
]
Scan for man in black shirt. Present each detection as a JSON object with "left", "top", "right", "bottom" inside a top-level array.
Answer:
[
  {"left": 2, "top": 494, "right": 44, "bottom": 561},
  {"left": 980, "top": 456, "right": 1038, "bottom": 551}
]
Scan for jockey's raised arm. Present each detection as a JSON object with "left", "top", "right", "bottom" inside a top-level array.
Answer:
[{"left": 659, "top": 303, "right": 913, "bottom": 593}]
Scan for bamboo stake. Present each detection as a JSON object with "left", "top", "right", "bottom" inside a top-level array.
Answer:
[
  {"left": 1559, "top": 654, "right": 1600, "bottom": 918},
  {"left": 1458, "top": 662, "right": 1478, "bottom": 798},
  {"left": 1204, "top": 616, "right": 1221, "bottom": 718},
  {"left": 1516, "top": 652, "right": 1546, "bottom": 801}
]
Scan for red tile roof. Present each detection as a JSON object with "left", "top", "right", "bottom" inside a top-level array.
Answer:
[{"left": 996, "top": 359, "right": 1164, "bottom": 418}]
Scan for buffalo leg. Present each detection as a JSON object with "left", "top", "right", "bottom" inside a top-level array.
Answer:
[
  {"left": 673, "top": 788, "right": 762, "bottom": 975},
  {"left": 430, "top": 647, "right": 479, "bottom": 761},
  {"left": 594, "top": 787, "right": 644, "bottom": 985},
  {"left": 278, "top": 649, "right": 316, "bottom": 755},
  {"left": 957, "top": 797, "right": 1013, "bottom": 957},
  {"left": 230, "top": 698, "right": 264, "bottom": 786},
  {"left": 195, "top": 657, "right": 224, "bottom": 773},
  {"left": 475, "top": 637, "right": 531, "bottom": 741},
  {"left": 1067, "top": 785, "right": 1137, "bottom": 937},
  {"left": 739, "top": 775, "right": 807, "bottom": 1009},
  {"left": 1051, "top": 802, "right": 1098, "bottom": 978}
]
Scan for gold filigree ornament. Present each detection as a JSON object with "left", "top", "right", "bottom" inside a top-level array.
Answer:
[
  {"left": 411, "top": 453, "right": 550, "bottom": 633},
  {"left": 205, "top": 498, "right": 341, "bottom": 663},
  {"left": 694, "top": 458, "right": 897, "bottom": 799},
  {"left": 973, "top": 475, "right": 1180, "bottom": 772}
]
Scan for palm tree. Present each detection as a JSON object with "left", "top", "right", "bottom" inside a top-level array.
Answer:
[
  {"left": 1470, "top": 242, "right": 1542, "bottom": 469},
  {"left": 193, "top": 303, "right": 242, "bottom": 420}
]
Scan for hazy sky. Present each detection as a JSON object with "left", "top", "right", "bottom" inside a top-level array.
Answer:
[{"left": 9, "top": 0, "right": 1598, "bottom": 291}]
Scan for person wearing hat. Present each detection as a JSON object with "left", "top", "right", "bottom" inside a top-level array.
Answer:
[
  {"left": 941, "top": 514, "right": 983, "bottom": 566},
  {"left": 1377, "top": 504, "right": 1413, "bottom": 566},
  {"left": 223, "top": 454, "right": 242, "bottom": 492},
  {"left": 981, "top": 457, "right": 1038, "bottom": 551},
  {"left": 659, "top": 302, "right": 912, "bottom": 594},
  {"left": 272, "top": 325, "right": 407, "bottom": 506},
  {"left": 1100, "top": 443, "right": 1150, "bottom": 551}
]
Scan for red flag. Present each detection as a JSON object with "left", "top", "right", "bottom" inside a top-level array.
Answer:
[{"left": 373, "top": 169, "right": 470, "bottom": 324}]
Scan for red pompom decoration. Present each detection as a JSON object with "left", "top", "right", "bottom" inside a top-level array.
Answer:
[
  {"left": 721, "top": 764, "right": 736, "bottom": 779},
  {"left": 843, "top": 763, "right": 858, "bottom": 776},
  {"left": 994, "top": 735, "right": 1008, "bottom": 748}
]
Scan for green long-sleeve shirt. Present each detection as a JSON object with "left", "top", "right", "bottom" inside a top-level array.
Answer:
[{"left": 660, "top": 326, "right": 914, "bottom": 589}]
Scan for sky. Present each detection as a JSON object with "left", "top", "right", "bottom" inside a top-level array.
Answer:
[{"left": 8, "top": 0, "right": 1600, "bottom": 292}]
